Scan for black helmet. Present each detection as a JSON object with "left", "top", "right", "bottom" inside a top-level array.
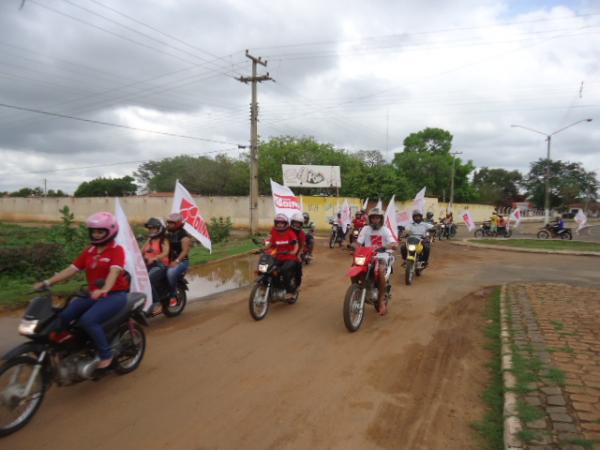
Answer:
[
  {"left": 145, "top": 217, "right": 165, "bottom": 238},
  {"left": 302, "top": 212, "right": 310, "bottom": 223},
  {"left": 426, "top": 211, "right": 434, "bottom": 220},
  {"left": 368, "top": 207, "right": 384, "bottom": 230},
  {"left": 412, "top": 209, "right": 423, "bottom": 223}
]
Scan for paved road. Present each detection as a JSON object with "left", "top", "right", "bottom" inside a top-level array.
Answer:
[{"left": 1, "top": 242, "right": 599, "bottom": 449}]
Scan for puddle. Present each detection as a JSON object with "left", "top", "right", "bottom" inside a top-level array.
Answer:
[{"left": 186, "top": 253, "right": 257, "bottom": 300}]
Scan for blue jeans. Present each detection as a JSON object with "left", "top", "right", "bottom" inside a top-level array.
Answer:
[
  {"left": 148, "top": 262, "right": 167, "bottom": 304},
  {"left": 59, "top": 292, "right": 128, "bottom": 360},
  {"left": 166, "top": 260, "right": 189, "bottom": 297}
]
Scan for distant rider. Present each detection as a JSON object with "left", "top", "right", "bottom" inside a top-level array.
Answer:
[
  {"left": 267, "top": 214, "right": 299, "bottom": 300},
  {"left": 401, "top": 210, "right": 434, "bottom": 266},
  {"left": 352, "top": 207, "right": 398, "bottom": 316},
  {"left": 302, "top": 212, "right": 315, "bottom": 258},
  {"left": 165, "top": 213, "right": 191, "bottom": 308},
  {"left": 290, "top": 213, "right": 306, "bottom": 288},
  {"left": 141, "top": 217, "right": 170, "bottom": 316}
]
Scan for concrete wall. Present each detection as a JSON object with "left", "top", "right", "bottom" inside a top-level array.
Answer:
[{"left": 0, "top": 196, "right": 528, "bottom": 231}]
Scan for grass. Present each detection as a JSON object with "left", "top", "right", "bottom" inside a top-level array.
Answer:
[
  {"left": 468, "top": 239, "right": 600, "bottom": 252},
  {"left": 471, "top": 287, "right": 504, "bottom": 450},
  {"left": 188, "top": 238, "right": 259, "bottom": 265}
]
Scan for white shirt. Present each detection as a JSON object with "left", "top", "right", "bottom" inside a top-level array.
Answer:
[
  {"left": 357, "top": 225, "right": 396, "bottom": 247},
  {"left": 405, "top": 221, "right": 434, "bottom": 237}
]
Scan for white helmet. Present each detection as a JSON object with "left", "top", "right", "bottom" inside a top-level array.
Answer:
[{"left": 291, "top": 212, "right": 304, "bottom": 230}]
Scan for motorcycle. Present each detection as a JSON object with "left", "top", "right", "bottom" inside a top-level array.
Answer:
[
  {"left": 474, "top": 221, "right": 512, "bottom": 238},
  {"left": 0, "top": 287, "right": 148, "bottom": 437},
  {"left": 537, "top": 224, "right": 572, "bottom": 240},
  {"left": 405, "top": 235, "right": 428, "bottom": 285},
  {"left": 249, "top": 251, "right": 299, "bottom": 321},
  {"left": 438, "top": 222, "right": 456, "bottom": 240},
  {"left": 343, "top": 246, "right": 393, "bottom": 332},
  {"left": 147, "top": 270, "right": 189, "bottom": 318},
  {"left": 328, "top": 219, "right": 345, "bottom": 248}
]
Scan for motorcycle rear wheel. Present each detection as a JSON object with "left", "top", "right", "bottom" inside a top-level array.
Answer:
[
  {"left": 113, "top": 322, "right": 146, "bottom": 374},
  {"left": 405, "top": 260, "right": 415, "bottom": 285},
  {"left": 0, "top": 356, "right": 47, "bottom": 437},
  {"left": 537, "top": 230, "right": 550, "bottom": 239},
  {"left": 249, "top": 284, "right": 270, "bottom": 321},
  {"left": 163, "top": 285, "right": 187, "bottom": 317},
  {"left": 343, "top": 284, "right": 365, "bottom": 332},
  {"left": 474, "top": 229, "right": 484, "bottom": 238}
]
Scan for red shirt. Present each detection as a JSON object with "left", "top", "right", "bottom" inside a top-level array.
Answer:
[
  {"left": 72, "top": 242, "right": 130, "bottom": 292},
  {"left": 353, "top": 218, "right": 366, "bottom": 229},
  {"left": 269, "top": 228, "right": 298, "bottom": 261},
  {"left": 292, "top": 229, "right": 306, "bottom": 254}
]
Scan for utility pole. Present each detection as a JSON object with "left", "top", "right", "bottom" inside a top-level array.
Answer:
[
  {"left": 449, "top": 151, "right": 462, "bottom": 211},
  {"left": 237, "top": 50, "right": 272, "bottom": 235}
]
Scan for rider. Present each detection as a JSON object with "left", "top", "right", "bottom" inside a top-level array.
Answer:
[
  {"left": 290, "top": 213, "right": 306, "bottom": 287},
  {"left": 401, "top": 210, "right": 434, "bottom": 266},
  {"left": 425, "top": 211, "right": 435, "bottom": 224},
  {"left": 267, "top": 214, "right": 299, "bottom": 300},
  {"left": 165, "top": 213, "right": 191, "bottom": 307},
  {"left": 490, "top": 209, "right": 499, "bottom": 235},
  {"left": 353, "top": 207, "right": 398, "bottom": 316},
  {"left": 551, "top": 215, "right": 566, "bottom": 233},
  {"left": 302, "top": 212, "right": 315, "bottom": 257},
  {"left": 141, "top": 217, "right": 170, "bottom": 316},
  {"left": 34, "top": 212, "right": 130, "bottom": 369}
]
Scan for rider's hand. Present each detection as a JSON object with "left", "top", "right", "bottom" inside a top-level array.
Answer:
[
  {"left": 33, "top": 281, "right": 45, "bottom": 291},
  {"left": 90, "top": 289, "right": 107, "bottom": 300}
]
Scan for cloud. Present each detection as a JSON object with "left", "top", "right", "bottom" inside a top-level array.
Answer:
[{"left": 0, "top": 0, "right": 598, "bottom": 193}]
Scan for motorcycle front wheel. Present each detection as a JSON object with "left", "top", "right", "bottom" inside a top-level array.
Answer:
[
  {"left": 0, "top": 356, "right": 47, "bottom": 437},
  {"left": 249, "top": 284, "right": 270, "bottom": 321},
  {"left": 504, "top": 230, "right": 513, "bottom": 238},
  {"left": 537, "top": 230, "right": 550, "bottom": 239},
  {"left": 405, "top": 260, "right": 415, "bottom": 285},
  {"left": 329, "top": 233, "right": 335, "bottom": 248},
  {"left": 113, "top": 322, "right": 146, "bottom": 374},
  {"left": 343, "top": 284, "right": 365, "bottom": 332},
  {"left": 474, "top": 229, "right": 484, "bottom": 238},
  {"left": 561, "top": 231, "right": 572, "bottom": 240}
]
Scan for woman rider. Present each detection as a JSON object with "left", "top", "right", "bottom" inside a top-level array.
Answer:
[
  {"left": 141, "top": 217, "right": 170, "bottom": 316},
  {"left": 165, "top": 213, "right": 191, "bottom": 307},
  {"left": 34, "top": 212, "right": 129, "bottom": 369}
]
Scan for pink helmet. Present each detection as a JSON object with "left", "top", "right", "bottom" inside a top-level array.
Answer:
[{"left": 86, "top": 212, "right": 119, "bottom": 245}]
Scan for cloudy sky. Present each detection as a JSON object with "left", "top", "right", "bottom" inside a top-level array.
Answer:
[{"left": 0, "top": 0, "right": 598, "bottom": 193}]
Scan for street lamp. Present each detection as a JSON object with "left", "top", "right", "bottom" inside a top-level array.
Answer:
[{"left": 510, "top": 118, "right": 593, "bottom": 225}]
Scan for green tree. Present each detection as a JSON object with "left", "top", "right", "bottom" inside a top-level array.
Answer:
[
  {"left": 392, "top": 128, "right": 476, "bottom": 201},
  {"left": 523, "top": 159, "right": 598, "bottom": 209},
  {"left": 473, "top": 168, "right": 523, "bottom": 206},
  {"left": 46, "top": 189, "right": 68, "bottom": 197},
  {"left": 9, "top": 187, "right": 44, "bottom": 197},
  {"left": 74, "top": 176, "right": 137, "bottom": 197}
]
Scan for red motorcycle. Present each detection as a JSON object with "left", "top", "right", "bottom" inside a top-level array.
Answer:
[{"left": 342, "top": 246, "right": 392, "bottom": 332}]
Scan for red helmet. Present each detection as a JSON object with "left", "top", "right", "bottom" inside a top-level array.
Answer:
[
  {"left": 166, "top": 212, "right": 184, "bottom": 229},
  {"left": 86, "top": 212, "right": 118, "bottom": 245}
]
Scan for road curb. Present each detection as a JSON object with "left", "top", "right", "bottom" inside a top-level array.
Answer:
[
  {"left": 500, "top": 284, "right": 524, "bottom": 450},
  {"left": 448, "top": 239, "right": 600, "bottom": 257}
]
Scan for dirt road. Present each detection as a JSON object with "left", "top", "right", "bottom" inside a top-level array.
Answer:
[{"left": 2, "top": 242, "right": 599, "bottom": 450}]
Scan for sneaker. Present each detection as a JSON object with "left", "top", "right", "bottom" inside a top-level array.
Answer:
[
  {"left": 150, "top": 303, "right": 163, "bottom": 317},
  {"left": 169, "top": 297, "right": 178, "bottom": 307}
]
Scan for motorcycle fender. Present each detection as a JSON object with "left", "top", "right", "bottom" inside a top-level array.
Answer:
[
  {"left": 347, "top": 266, "right": 367, "bottom": 278},
  {"left": 2, "top": 341, "right": 45, "bottom": 361},
  {"left": 407, "top": 255, "right": 416, "bottom": 261},
  {"left": 132, "top": 310, "right": 149, "bottom": 327}
]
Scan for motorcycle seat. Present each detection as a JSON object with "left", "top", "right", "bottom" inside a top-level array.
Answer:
[{"left": 98, "top": 292, "right": 146, "bottom": 331}]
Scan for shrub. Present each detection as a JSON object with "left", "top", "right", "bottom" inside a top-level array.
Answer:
[{"left": 208, "top": 217, "right": 232, "bottom": 243}]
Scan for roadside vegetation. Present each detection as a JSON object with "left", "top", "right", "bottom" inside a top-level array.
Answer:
[
  {"left": 469, "top": 239, "right": 600, "bottom": 252},
  {"left": 0, "top": 211, "right": 259, "bottom": 310}
]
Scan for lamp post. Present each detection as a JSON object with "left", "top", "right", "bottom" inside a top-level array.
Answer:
[{"left": 510, "top": 118, "right": 593, "bottom": 225}]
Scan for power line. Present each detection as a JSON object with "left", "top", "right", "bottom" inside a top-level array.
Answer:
[{"left": 0, "top": 102, "right": 241, "bottom": 145}]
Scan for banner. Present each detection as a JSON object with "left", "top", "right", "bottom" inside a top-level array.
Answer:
[
  {"left": 575, "top": 209, "right": 588, "bottom": 231},
  {"left": 271, "top": 179, "right": 302, "bottom": 220},
  {"left": 362, "top": 197, "right": 369, "bottom": 210},
  {"left": 462, "top": 210, "right": 476, "bottom": 232},
  {"left": 114, "top": 199, "right": 153, "bottom": 310},
  {"left": 340, "top": 200, "right": 352, "bottom": 233},
  {"left": 384, "top": 195, "right": 399, "bottom": 241},
  {"left": 171, "top": 180, "right": 212, "bottom": 252},
  {"left": 396, "top": 210, "right": 411, "bottom": 227},
  {"left": 509, "top": 209, "right": 522, "bottom": 228},
  {"left": 413, "top": 187, "right": 426, "bottom": 214},
  {"left": 282, "top": 164, "right": 341, "bottom": 188},
  {"left": 375, "top": 199, "right": 383, "bottom": 210}
]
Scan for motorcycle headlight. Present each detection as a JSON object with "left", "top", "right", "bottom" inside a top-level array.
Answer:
[
  {"left": 18, "top": 319, "right": 39, "bottom": 336},
  {"left": 354, "top": 256, "right": 366, "bottom": 266},
  {"left": 407, "top": 244, "right": 417, "bottom": 251},
  {"left": 258, "top": 263, "right": 269, "bottom": 273}
]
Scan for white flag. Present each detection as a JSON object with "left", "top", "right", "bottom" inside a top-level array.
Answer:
[
  {"left": 396, "top": 210, "right": 411, "bottom": 227},
  {"left": 575, "top": 209, "right": 588, "bottom": 231},
  {"left": 270, "top": 179, "right": 302, "bottom": 220},
  {"left": 462, "top": 210, "right": 476, "bottom": 232},
  {"left": 340, "top": 200, "right": 352, "bottom": 233},
  {"left": 375, "top": 199, "right": 383, "bottom": 210},
  {"left": 384, "top": 195, "right": 399, "bottom": 242},
  {"left": 171, "top": 180, "right": 212, "bottom": 252},
  {"left": 114, "top": 198, "right": 153, "bottom": 310},
  {"left": 413, "top": 187, "right": 426, "bottom": 214},
  {"left": 509, "top": 209, "right": 522, "bottom": 228},
  {"left": 362, "top": 197, "right": 369, "bottom": 210}
]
